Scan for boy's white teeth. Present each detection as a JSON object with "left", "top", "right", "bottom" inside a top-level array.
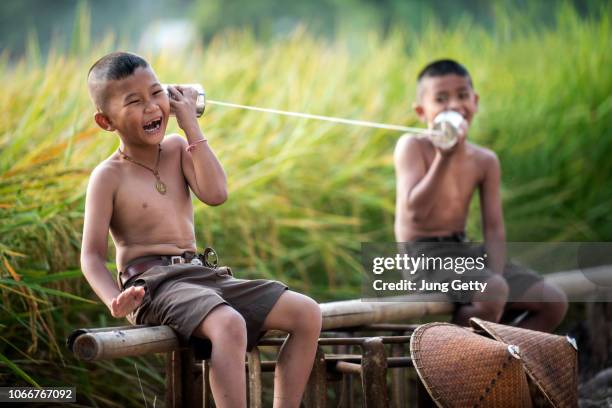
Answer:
[{"left": 143, "top": 119, "right": 162, "bottom": 132}]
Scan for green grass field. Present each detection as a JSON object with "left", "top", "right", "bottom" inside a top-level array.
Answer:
[{"left": 0, "top": 3, "right": 610, "bottom": 405}]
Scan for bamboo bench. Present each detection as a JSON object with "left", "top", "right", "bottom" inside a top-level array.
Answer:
[
  {"left": 68, "top": 324, "right": 419, "bottom": 407},
  {"left": 67, "top": 267, "right": 610, "bottom": 407}
]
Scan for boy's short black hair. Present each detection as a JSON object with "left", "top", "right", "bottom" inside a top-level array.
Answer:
[
  {"left": 416, "top": 59, "right": 473, "bottom": 98},
  {"left": 87, "top": 51, "right": 150, "bottom": 109},
  {"left": 88, "top": 51, "right": 149, "bottom": 82}
]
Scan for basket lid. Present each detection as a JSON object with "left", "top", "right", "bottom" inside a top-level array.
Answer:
[
  {"left": 410, "top": 323, "right": 532, "bottom": 407},
  {"left": 470, "top": 318, "right": 578, "bottom": 408}
]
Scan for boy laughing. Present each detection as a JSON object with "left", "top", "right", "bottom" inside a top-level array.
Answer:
[{"left": 80, "top": 52, "right": 321, "bottom": 407}]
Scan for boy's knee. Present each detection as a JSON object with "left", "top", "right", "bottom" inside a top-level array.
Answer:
[
  {"left": 471, "top": 275, "right": 509, "bottom": 321},
  {"left": 486, "top": 274, "right": 509, "bottom": 298},
  {"left": 216, "top": 311, "right": 247, "bottom": 344},
  {"left": 290, "top": 296, "right": 322, "bottom": 336},
  {"left": 543, "top": 284, "right": 568, "bottom": 320},
  {"left": 547, "top": 283, "right": 568, "bottom": 305},
  {"left": 199, "top": 306, "right": 247, "bottom": 346},
  {"left": 470, "top": 301, "right": 504, "bottom": 322},
  {"left": 302, "top": 297, "right": 323, "bottom": 332}
]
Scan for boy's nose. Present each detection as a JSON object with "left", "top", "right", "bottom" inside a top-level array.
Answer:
[
  {"left": 144, "top": 100, "right": 159, "bottom": 113},
  {"left": 448, "top": 98, "right": 462, "bottom": 111}
]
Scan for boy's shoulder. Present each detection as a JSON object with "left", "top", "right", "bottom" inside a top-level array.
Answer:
[
  {"left": 162, "top": 133, "right": 188, "bottom": 149},
  {"left": 393, "top": 133, "right": 430, "bottom": 159},
  {"left": 395, "top": 133, "right": 424, "bottom": 150},
  {"left": 466, "top": 142, "right": 500, "bottom": 168},
  {"left": 87, "top": 153, "right": 123, "bottom": 198},
  {"left": 91, "top": 153, "right": 122, "bottom": 180}
]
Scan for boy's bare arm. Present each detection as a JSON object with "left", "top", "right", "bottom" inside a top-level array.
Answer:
[
  {"left": 80, "top": 165, "right": 144, "bottom": 318},
  {"left": 394, "top": 136, "right": 452, "bottom": 221},
  {"left": 179, "top": 134, "right": 228, "bottom": 205},
  {"left": 169, "top": 86, "right": 228, "bottom": 206},
  {"left": 479, "top": 152, "right": 506, "bottom": 275}
]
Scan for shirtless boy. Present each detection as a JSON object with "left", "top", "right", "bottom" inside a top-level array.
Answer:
[
  {"left": 80, "top": 52, "right": 321, "bottom": 407},
  {"left": 394, "top": 59, "right": 567, "bottom": 332}
]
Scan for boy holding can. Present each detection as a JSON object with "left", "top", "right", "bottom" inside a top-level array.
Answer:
[
  {"left": 394, "top": 59, "right": 567, "bottom": 331},
  {"left": 81, "top": 51, "right": 321, "bottom": 407}
]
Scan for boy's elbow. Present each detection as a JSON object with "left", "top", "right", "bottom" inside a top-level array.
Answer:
[
  {"left": 80, "top": 251, "right": 89, "bottom": 272},
  {"left": 79, "top": 252, "right": 95, "bottom": 276},
  {"left": 205, "top": 189, "right": 228, "bottom": 206},
  {"left": 80, "top": 250, "right": 105, "bottom": 273},
  {"left": 406, "top": 197, "right": 429, "bottom": 222},
  {"left": 409, "top": 210, "right": 429, "bottom": 224},
  {"left": 410, "top": 213, "right": 423, "bottom": 223}
]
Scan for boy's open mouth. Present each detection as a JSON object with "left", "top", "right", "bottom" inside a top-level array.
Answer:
[{"left": 143, "top": 118, "right": 162, "bottom": 133}]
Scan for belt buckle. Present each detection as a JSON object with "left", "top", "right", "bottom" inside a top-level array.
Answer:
[
  {"left": 170, "top": 256, "right": 184, "bottom": 265},
  {"left": 190, "top": 257, "right": 203, "bottom": 266}
]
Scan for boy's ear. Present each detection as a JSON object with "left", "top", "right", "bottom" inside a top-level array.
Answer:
[
  {"left": 413, "top": 102, "right": 426, "bottom": 123},
  {"left": 94, "top": 112, "right": 115, "bottom": 131},
  {"left": 474, "top": 92, "right": 480, "bottom": 113}
]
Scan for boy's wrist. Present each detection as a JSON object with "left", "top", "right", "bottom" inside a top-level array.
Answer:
[
  {"left": 183, "top": 124, "right": 204, "bottom": 141},
  {"left": 434, "top": 150, "right": 452, "bottom": 164},
  {"left": 186, "top": 138, "right": 208, "bottom": 152}
]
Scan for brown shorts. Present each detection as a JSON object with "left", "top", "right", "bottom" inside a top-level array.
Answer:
[
  {"left": 121, "top": 259, "right": 288, "bottom": 355},
  {"left": 401, "top": 238, "right": 543, "bottom": 304}
]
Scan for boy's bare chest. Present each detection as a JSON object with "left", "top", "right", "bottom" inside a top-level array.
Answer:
[
  {"left": 111, "top": 164, "right": 193, "bottom": 233},
  {"left": 427, "top": 155, "right": 481, "bottom": 204}
]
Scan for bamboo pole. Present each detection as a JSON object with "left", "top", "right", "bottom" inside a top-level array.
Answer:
[
  {"left": 544, "top": 265, "right": 612, "bottom": 298},
  {"left": 70, "top": 266, "right": 611, "bottom": 361},
  {"left": 320, "top": 299, "right": 452, "bottom": 330},
  {"left": 72, "top": 325, "right": 179, "bottom": 361}
]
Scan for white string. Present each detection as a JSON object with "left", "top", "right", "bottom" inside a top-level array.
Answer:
[{"left": 207, "top": 99, "right": 442, "bottom": 137}]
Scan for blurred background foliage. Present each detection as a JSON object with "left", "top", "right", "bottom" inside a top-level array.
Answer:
[
  {"left": 1, "top": 0, "right": 609, "bottom": 55},
  {"left": 0, "top": 0, "right": 611, "bottom": 406}
]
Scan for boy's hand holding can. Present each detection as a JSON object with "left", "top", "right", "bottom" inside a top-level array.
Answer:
[{"left": 167, "top": 85, "right": 201, "bottom": 133}]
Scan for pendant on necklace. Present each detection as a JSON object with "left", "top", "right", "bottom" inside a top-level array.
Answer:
[{"left": 155, "top": 180, "right": 167, "bottom": 195}]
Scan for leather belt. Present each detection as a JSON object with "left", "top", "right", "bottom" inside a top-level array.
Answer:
[
  {"left": 119, "top": 248, "right": 219, "bottom": 288},
  {"left": 414, "top": 232, "right": 468, "bottom": 243}
]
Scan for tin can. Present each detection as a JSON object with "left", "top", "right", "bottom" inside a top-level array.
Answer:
[
  {"left": 162, "top": 83, "right": 206, "bottom": 117},
  {"left": 430, "top": 110, "right": 465, "bottom": 149}
]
